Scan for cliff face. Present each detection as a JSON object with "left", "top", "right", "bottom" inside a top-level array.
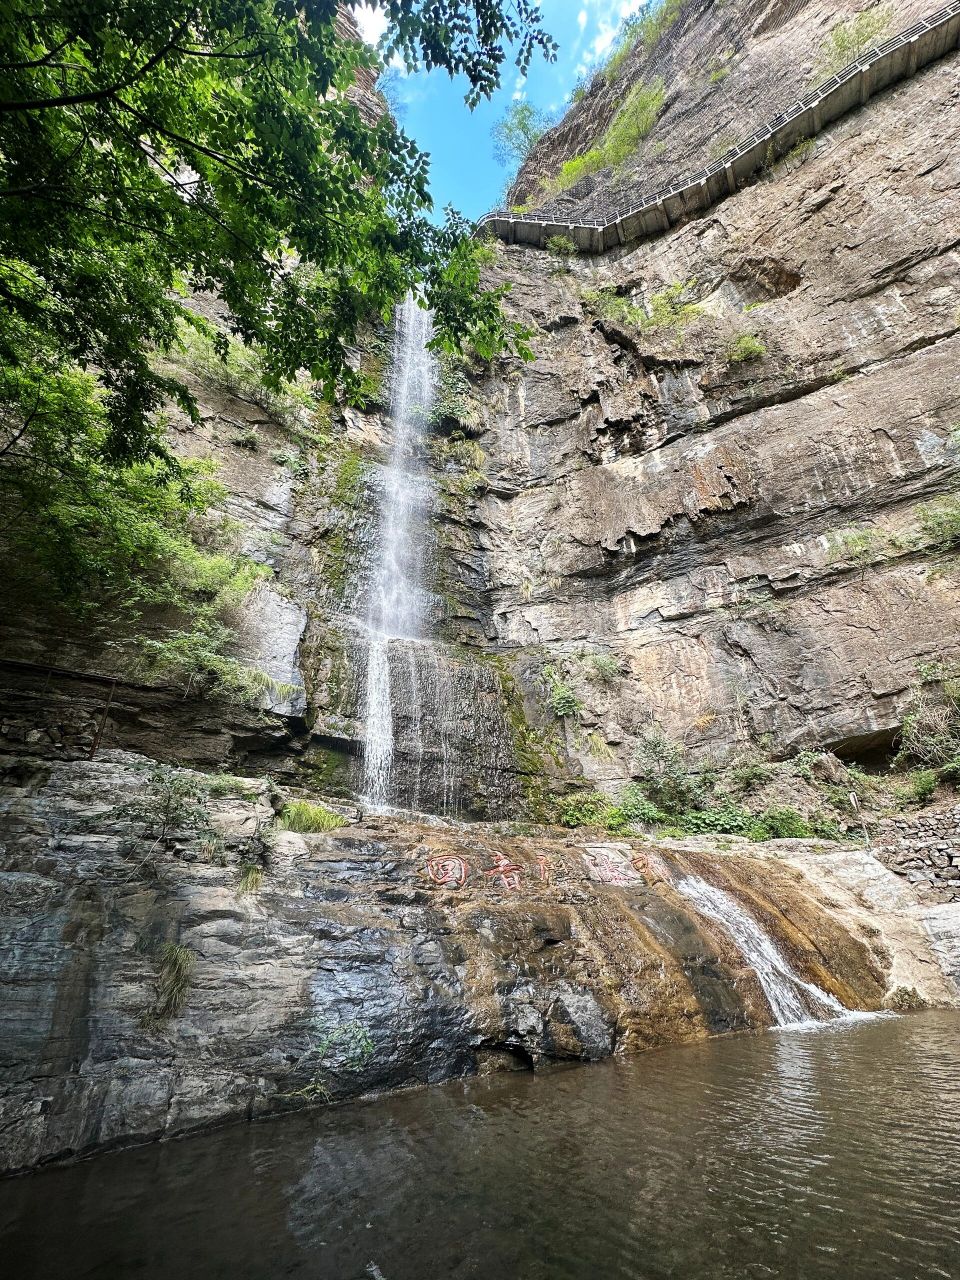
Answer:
[
  {"left": 509, "top": 0, "right": 940, "bottom": 216},
  {"left": 3, "top": 0, "right": 960, "bottom": 1176},
  {"left": 461, "top": 3, "right": 960, "bottom": 791},
  {"left": 0, "top": 4, "right": 390, "bottom": 789},
  {"left": 4, "top": 1, "right": 957, "bottom": 814}
]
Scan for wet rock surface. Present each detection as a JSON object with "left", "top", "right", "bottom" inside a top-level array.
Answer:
[{"left": 2, "top": 752, "right": 955, "bottom": 1175}]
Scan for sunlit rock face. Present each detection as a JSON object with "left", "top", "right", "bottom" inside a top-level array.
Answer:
[
  {"left": 459, "top": 5, "right": 960, "bottom": 790},
  {"left": 3, "top": 2, "right": 958, "bottom": 813},
  {"left": 508, "top": 0, "right": 941, "bottom": 215},
  {"left": 3, "top": 752, "right": 956, "bottom": 1175}
]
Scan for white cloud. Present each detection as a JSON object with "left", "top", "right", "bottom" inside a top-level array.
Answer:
[{"left": 576, "top": 0, "right": 647, "bottom": 68}]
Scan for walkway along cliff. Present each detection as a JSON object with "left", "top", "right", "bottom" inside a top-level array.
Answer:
[{"left": 479, "top": 1, "right": 960, "bottom": 250}]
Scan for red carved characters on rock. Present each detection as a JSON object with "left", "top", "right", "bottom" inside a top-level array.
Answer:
[
  {"left": 483, "top": 851, "right": 524, "bottom": 891},
  {"left": 425, "top": 855, "right": 470, "bottom": 889}
]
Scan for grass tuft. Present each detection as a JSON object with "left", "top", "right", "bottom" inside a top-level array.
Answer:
[
  {"left": 238, "top": 862, "right": 265, "bottom": 894},
  {"left": 278, "top": 800, "right": 347, "bottom": 833},
  {"left": 918, "top": 495, "right": 960, "bottom": 550},
  {"left": 154, "top": 942, "right": 195, "bottom": 1020},
  {"left": 603, "top": 0, "right": 682, "bottom": 82},
  {"left": 583, "top": 652, "right": 623, "bottom": 685},
  {"left": 206, "top": 772, "right": 259, "bottom": 800},
  {"left": 726, "top": 333, "right": 767, "bottom": 364}
]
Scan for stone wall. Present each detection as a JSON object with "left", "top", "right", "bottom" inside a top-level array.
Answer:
[{"left": 873, "top": 806, "right": 960, "bottom": 903}]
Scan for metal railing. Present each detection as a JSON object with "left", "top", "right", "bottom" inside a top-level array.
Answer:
[{"left": 477, "top": 1, "right": 960, "bottom": 253}]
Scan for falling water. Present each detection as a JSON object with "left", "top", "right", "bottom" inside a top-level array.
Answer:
[
  {"left": 675, "top": 875, "right": 849, "bottom": 1027},
  {"left": 360, "top": 293, "right": 436, "bottom": 808}
]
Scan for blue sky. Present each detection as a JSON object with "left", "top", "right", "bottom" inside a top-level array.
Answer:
[{"left": 354, "top": 1, "right": 646, "bottom": 220}]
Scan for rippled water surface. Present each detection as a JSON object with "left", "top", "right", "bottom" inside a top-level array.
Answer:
[{"left": 3, "top": 1012, "right": 960, "bottom": 1279}]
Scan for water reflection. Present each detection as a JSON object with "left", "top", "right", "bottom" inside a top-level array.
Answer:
[{"left": 2, "top": 1013, "right": 959, "bottom": 1279}]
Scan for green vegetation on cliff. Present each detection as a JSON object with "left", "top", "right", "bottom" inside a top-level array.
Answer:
[
  {"left": 554, "top": 785, "right": 842, "bottom": 843},
  {"left": 1, "top": 385, "right": 278, "bottom": 701},
  {"left": 0, "top": 0, "right": 549, "bottom": 659},
  {"left": 726, "top": 333, "right": 767, "bottom": 364},
  {"left": 547, "top": 78, "right": 665, "bottom": 194},
  {"left": 552, "top": 681, "right": 960, "bottom": 841},
  {"left": 317, "top": 442, "right": 370, "bottom": 601},
  {"left": 278, "top": 800, "right": 347, "bottom": 834},
  {"left": 814, "top": 5, "right": 892, "bottom": 81},
  {"left": 604, "top": 0, "right": 683, "bottom": 82},
  {"left": 583, "top": 280, "right": 701, "bottom": 338}
]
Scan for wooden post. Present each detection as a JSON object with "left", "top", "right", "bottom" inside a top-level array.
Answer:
[{"left": 89, "top": 680, "right": 117, "bottom": 760}]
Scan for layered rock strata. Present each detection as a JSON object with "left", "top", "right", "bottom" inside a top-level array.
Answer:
[
  {"left": 3, "top": 751, "right": 955, "bottom": 1174},
  {"left": 3, "top": 0, "right": 960, "bottom": 1182},
  {"left": 457, "top": 32, "right": 960, "bottom": 790}
]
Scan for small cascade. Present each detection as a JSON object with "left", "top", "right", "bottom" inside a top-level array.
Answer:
[
  {"left": 675, "top": 875, "right": 849, "bottom": 1028},
  {"left": 360, "top": 293, "right": 437, "bottom": 809}
]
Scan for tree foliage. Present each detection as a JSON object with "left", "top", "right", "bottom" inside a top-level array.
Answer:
[
  {"left": 0, "top": 0, "right": 553, "bottom": 473},
  {"left": 0, "top": 1, "right": 553, "bottom": 684},
  {"left": 491, "top": 100, "right": 552, "bottom": 168}
]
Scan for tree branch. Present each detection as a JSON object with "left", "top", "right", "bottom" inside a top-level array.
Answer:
[
  {"left": 0, "top": 17, "right": 193, "bottom": 114},
  {"left": 116, "top": 98, "right": 352, "bottom": 233},
  {"left": 0, "top": 34, "right": 76, "bottom": 71}
]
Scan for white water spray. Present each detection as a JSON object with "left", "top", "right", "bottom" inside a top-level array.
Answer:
[
  {"left": 360, "top": 294, "right": 436, "bottom": 808},
  {"left": 676, "top": 875, "right": 848, "bottom": 1027}
]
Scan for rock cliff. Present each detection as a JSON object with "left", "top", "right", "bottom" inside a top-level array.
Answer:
[
  {"left": 3, "top": 0, "right": 960, "bottom": 1174},
  {"left": 463, "top": 0, "right": 960, "bottom": 792},
  {"left": 509, "top": 0, "right": 946, "bottom": 219}
]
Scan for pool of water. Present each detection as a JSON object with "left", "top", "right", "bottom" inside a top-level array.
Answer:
[{"left": 3, "top": 1012, "right": 959, "bottom": 1279}]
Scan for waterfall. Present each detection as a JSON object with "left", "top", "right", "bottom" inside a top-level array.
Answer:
[
  {"left": 360, "top": 293, "right": 437, "bottom": 810},
  {"left": 675, "top": 875, "right": 849, "bottom": 1028},
  {"left": 352, "top": 293, "right": 521, "bottom": 817}
]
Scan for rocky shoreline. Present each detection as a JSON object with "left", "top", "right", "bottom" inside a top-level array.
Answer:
[{"left": 2, "top": 750, "right": 957, "bottom": 1176}]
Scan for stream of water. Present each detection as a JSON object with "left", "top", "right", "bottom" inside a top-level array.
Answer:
[
  {"left": 360, "top": 293, "right": 437, "bottom": 809},
  {"left": 3, "top": 1012, "right": 958, "bottom": 1279},
  {"left": 675, "top": 874, "right": 849, "bottom": 1026}
]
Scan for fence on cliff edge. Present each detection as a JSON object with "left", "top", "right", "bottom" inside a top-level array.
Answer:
[{"left": 477, "top": 1, "right": 960, "bottom": 253}]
